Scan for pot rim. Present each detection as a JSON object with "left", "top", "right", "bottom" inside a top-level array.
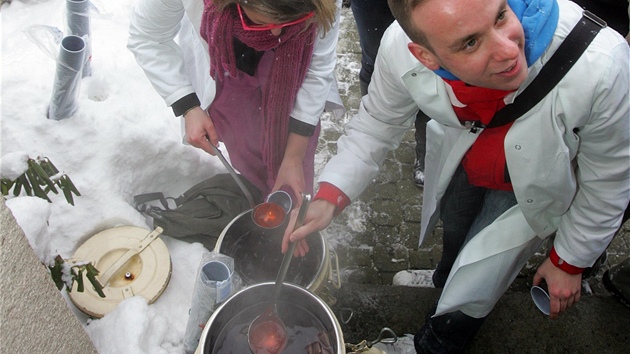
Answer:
[
  {"left": 213, "top": 210, "right": 329, "bottom": 290},
  {"left": 198, "top": 282, "right": 345, "bottom": 353}
]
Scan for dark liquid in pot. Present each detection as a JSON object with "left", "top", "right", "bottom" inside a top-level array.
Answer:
[
  {"left": 210, "top": 302, "right": 333, "bottom": 354},
  {"left": 223, "top": 228, "right": 320, "bottom": 287}
]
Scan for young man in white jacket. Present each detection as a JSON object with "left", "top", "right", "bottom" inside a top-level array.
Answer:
[{"left": 284, "top": 0, "right": 630, "bottom": 352}]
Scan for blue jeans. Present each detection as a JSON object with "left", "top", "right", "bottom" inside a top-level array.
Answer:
[
  {"left": 350, "top": 0, "right": 395, "bottom": 96},
  {"left": 415, "top": 164, "right": 518, "bottom": 353},
  {"left": 351, "top": 0, "right": 428, "bottom": 168},
  {"left": 414, "top": 302, "right": 486, "bottom": 354},
  {"left": 414, "top": 111, "right": 428, "bottom": 170}
]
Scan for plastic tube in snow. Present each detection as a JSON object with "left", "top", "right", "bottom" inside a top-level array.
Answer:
[
  {"left": 66, "top": 0, "right": 91, "bottom": 77},
  {"left": 48, "top": 35, "right": 86, "bottom": 121}
]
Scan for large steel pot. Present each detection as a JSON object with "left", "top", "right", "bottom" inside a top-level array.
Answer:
[
  {"left": 197, "top": 282, "right": 345, "bottom": 353},
  {"left": 214, "top": 210, "right": 340, "bottom": 294}
]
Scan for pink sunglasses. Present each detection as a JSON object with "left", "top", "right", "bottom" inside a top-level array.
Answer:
[{"left": 237, "top": 3, "right": 315, "bottom": 31}]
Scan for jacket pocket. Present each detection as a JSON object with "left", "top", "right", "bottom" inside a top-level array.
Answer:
[{"left": 562, "top": 127, "right": 580, "bottom": 160}]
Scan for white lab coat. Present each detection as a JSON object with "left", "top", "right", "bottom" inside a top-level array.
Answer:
[
  {"left": 319, "top": 0, "right": 630, "bottom": 317},
  {"left": 127, "top": 0, "right": 344, "bottom": 122}
]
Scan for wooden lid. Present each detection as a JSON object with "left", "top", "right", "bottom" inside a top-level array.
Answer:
[{"left": 68, "top": 226, "right": 171, "bottom": 318}]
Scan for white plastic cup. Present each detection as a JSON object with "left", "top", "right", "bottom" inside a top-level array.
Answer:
[
  {"left": 266, "top": 190, "right": 293, "bottom": 214},
  {"left": 530, "top": 281, "right": 550, "bottom": 315},
  {"left": 183, "top": 259, "right": 234, "bottom": 353},
  {"left": 200, "top": 260, "right": 232, "bottom": 303}
]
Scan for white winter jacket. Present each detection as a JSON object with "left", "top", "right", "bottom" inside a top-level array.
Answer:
[
  {"left": 319, "top": 0, "right": 630, "bottom": 271},
  {"left": 127, "top": 0, "right": 343, "bottom": 124}
]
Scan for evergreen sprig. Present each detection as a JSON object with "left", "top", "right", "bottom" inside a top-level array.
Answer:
[
  {"left": 1, "top": 156, "right": 81, "bottom": 205},
  {"left": 49, "top": 255, "right": 106, "bottom": 298}
]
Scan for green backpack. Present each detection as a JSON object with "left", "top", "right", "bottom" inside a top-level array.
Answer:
[{"left": 134, "top": 173, "right": 262, "bottom": 250}]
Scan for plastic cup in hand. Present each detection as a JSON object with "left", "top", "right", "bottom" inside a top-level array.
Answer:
[
  {"left": 266, "top": 190, "right": 292, "bottom": 215},
  {"left": 531, "top": 281, "right": 550, "bottom": 315}
]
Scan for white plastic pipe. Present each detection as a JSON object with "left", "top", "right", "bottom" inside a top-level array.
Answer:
[
  {"left": 66, "top": 0, "right": 91, "bottom": 77},
  {"left": 48, "top": 35, "right": 86, "bottom": 120}
]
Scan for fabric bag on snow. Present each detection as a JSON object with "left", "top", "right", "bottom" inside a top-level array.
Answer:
[{"left": 134, "top": 173, "right": 262, "bottom": 250}]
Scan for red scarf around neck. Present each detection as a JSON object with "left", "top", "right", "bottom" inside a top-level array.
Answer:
[
  {"left": 444, "top": 79, "right": 516, "bottom": 190},
  {"left": 200, "top": 1, "right": 317, "bottom": 181}
]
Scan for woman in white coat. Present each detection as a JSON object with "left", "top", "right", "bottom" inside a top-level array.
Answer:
[{"left": 128, "top": 0, "right": 343, "bottom": 204}]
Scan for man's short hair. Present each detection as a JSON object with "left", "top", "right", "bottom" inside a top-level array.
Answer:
[{"left": 388, "top": 0, "right": 433, "bottom": 51}]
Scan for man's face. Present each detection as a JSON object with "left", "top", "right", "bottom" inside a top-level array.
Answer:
[{"left": 408, "top": 0, "right": 528, "bottom": 91}]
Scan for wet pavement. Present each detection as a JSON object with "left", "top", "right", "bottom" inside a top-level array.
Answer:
[{"left": 317, "top": 7, "right": 630, "bottom": 352}]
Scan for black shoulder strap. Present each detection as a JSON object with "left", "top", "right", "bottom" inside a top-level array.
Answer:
[{"left": 486, "top": 11, "right": 606, "bottom": 128}]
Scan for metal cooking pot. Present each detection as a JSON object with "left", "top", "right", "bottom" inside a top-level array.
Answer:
[
  {"left": 214, "top": 210, "right": 340, "bottom": 294},
  {"left": 197, "top": 282, "right": 345, "bottom": 353}
]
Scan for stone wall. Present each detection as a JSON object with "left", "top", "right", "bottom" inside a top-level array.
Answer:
[{"left": 0, "top": 196, "right": 97, "bottom": 353}]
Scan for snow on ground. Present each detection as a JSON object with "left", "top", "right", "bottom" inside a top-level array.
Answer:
[{"left": 1, "top": 0, "right": 365, "bottom": 353}]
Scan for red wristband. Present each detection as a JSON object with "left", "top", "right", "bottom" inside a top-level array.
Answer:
[
  {"left": 549, "top": 246, "right": 585, "bottom": 275},
  {"left": 314, "top": 182, "right": 351, "bottom": 217}
]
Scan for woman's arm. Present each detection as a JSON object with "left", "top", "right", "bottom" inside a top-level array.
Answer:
[
  {"left": 127, "top": 0, "right": 197, "bottom": 109},
  {"left": 273, "top": 132, "right": 310, "bottom": 203},
  {"left": 290, "top": 0, "right": 342, "bottom": 126},
  {"left": 129, "top": 0, "right": 220, "bottom": 152}
]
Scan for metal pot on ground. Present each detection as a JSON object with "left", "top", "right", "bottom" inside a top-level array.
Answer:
[
  {"left": 197, "top": 282, "right": 345, "bottom": 353},
  {"left": 213, "top": 210, "right": 340, "bottom": 295}
]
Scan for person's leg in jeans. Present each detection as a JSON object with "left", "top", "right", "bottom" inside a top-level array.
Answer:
[
  {"left": 350, "top": 0, "right": 395, "bottom": 96},
  {"left": 415, "top": 302, "right": 486, "bottom": 354},
  {"left": 433, "top": 164, "right": 486, "bottom": 288},
  {"left": 351, "top": 0, "right": 428, "bottom": 186},
  {"left": 417, "top": 169, "right": 519, "bottom": 353},
  {"left": 414, "top": 110, "right": 430, "bottom": 187},
  {"left": 602, "top": 202, "right": 630, "bottom": 307},
  {"left": 392, "top": 163, "right": 479, "bottom": 287}
]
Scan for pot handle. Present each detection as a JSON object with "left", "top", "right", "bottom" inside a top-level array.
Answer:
[
  {"left": 327, "top": 248, "right": 342, "bottom": 289},
  {"left": 346, "top": 327, "right": 398, "bottom": 353},
  {"left": 369, "top": 327, "right": 398, "bottom": 346}
]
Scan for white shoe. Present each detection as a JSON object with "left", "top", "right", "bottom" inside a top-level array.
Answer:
[
  {"left": 413, "top": 159, "right": 425, "bottom": 188},
  {"left": 392, "top": 269, "right": 435, "bottom": 288}
]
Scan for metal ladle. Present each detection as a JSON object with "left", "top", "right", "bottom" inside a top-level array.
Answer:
[
  {"left": 209, "top": 142, "right": 287, "bottom": 229},
  {"left": 247, "top": 193, "right": 311, "bottom": 354},
  {"left": 209, "top": 142, "right": 257, "bottom": 209}
]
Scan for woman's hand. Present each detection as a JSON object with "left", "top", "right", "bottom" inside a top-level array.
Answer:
[
  {"left": 274, "top": 153, "right": 305, "bottom": 202},
  {"left": 183, "top": 106, "right": 219, "bottom": 154},
  {"left": 272, "top": 133, "right": 310, "bottom": 205}
]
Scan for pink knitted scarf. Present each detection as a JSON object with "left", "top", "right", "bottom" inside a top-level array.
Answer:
[{"left": 200, "top": 1, "right": 317, "bottom": 181}]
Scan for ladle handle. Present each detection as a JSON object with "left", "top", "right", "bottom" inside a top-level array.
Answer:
[
  {"left": 270, "top": 193, "right": 311, "bottom": 302},
  {"left": 209, "top": 142, "right": 256, "bottom": 209}
]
